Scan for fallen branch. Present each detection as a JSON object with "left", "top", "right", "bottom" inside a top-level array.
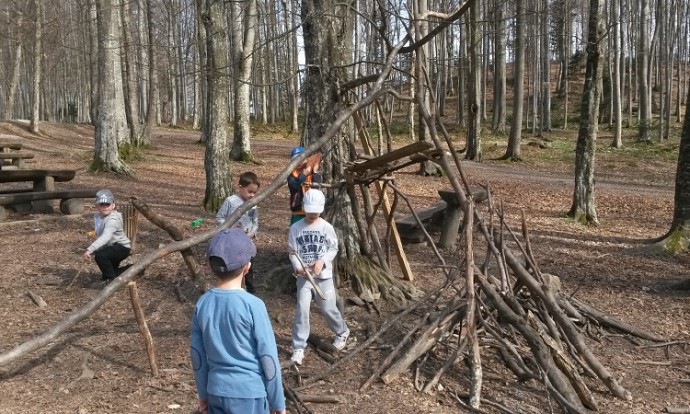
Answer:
[
  {"left": 297, "top": 393, "right": 346, "bottom": 404},
  {"left": 130, "top": 197, "right": 206, "bottom": 284},
  {"left": 570, "top": 297, "right": 667, "bottom": 342},
  {"left": 27, "top": 291, "right": 47, "bottom": 308}
]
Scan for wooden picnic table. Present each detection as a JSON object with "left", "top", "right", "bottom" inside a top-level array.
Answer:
[
  {"left": 0, "top": 141, "right": 23, "bottom": 153},
  {"left": 0, "top": 151, "right": 35, "bottom": 168},
  {"left": 0, "top": 169, "right": 77, "bottom": 213}
]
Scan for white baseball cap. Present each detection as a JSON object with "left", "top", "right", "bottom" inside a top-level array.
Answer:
[{"left": 303, "top": 189, "right": 325, "bottom": 214}]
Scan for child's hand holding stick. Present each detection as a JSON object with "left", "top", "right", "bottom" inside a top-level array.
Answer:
[{"left": 288, "top": 249, "right": 326, "bottom": 300}]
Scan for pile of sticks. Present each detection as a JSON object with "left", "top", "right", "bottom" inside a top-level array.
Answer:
[{"left": 311, "top": 121, "right": 672, "bottom": 411}]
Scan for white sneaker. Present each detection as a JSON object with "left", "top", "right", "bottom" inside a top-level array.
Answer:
[
  {"left": 290, "top": 349, "right": 304, "bottom": 365},
  {"left": 333, "top": 329, "right": 350, "bottom": 351}
]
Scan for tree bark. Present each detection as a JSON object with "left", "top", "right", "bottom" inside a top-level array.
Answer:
[
  {"left": 655, "top": 74, "right": 690, "bottom": 252},
  {"left": 568, "top": 0, "right": 603, "bottom": 225},
  {"left": 230, "top": 0, "right": 258, "bottom": 162},
  {"left": 92, "top": 0, "right": 130, "bottom": 174},
  {"left": 637, "top": 0, "right": 652, "bottom": 141},
  {"left": 505, "top": 0, "right": 525, "bottom": 160},
  {"left": 121, "top": 0, "right": 142, "bottom": 144},
  {"left": 30, "top": 0, "right": 42, "bottom": 133},
  {"left": 491, "top": 0, "right": 506, "bottom": 133},
  {"left": 202, "top": 0, "right": 233, "bottom": 212},
  {"left": 4, "top": 14, "right": 23, "bottom": 120},
  {"left": 465, "top": 0, "right": 482, "bottom": 161}
]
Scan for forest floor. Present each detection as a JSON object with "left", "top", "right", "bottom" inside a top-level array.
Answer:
[{"left": 0, "top": 120, "right": 688, "bottom": 414}]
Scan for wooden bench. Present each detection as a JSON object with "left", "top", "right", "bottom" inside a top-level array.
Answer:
[
  {"left": 395, "top": 201, "right": 448, "bottom": 243},
  {"left": 396, "top": 187, "right": 490, "bottom": 247},
  {"left": 0, "top": 189, "right": 98, "bottom": 221},
  {"left": 0, "top": 151, "right": 35, "bottom": 169}
]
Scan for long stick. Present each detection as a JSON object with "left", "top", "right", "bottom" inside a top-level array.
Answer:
[
  {"left": 128, "top": 281, "right": 159, "bottom": 377},
  {"left": 288, "top": 250, "right": 326, "bottom": 300}
]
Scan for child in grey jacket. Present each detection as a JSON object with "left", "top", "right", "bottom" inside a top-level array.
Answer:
[{"left": 83, "top": 189, "right": 131, "bottom": 280}]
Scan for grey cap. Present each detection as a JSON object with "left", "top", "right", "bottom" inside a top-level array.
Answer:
[
  {"left": 95, "top": 189, "right": 114, "bottom": 204},
  {"left": 207, "top": 228, "right": 256, "bottom": 272}
]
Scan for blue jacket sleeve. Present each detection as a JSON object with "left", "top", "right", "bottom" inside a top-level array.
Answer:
[
  {"left": 190, "top": 310, "right": 209, "bottom": 401},
  {"left": 254, "top": 303, "right": 286, "bottom": 411}
]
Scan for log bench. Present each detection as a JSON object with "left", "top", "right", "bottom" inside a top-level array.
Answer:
[
  {"left": 0, "top": 151, "right": 35, "bottom": 169},
  {"left": 0, "top": 189, "right": 98, "bottom": 221}
]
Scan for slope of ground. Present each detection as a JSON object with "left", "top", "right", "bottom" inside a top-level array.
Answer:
[{"left": 0, "top": 121, "right": 688, "bottom": 414}]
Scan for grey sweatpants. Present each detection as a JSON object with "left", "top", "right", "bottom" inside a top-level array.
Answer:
[{"left": 292, "top": 277, "right": 348, "bottom": 350}]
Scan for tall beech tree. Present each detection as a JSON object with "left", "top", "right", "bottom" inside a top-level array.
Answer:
[
  {"left": 92, "top": 0, "right": 130, "bottom": 174},
  {"left": 568, "top": 0, "right": 604, "bottom": 225},
  {"left": 655, "top": 84, "right": 690, "bottom": 252},
  {"left": 202, "top": 0, "right": 233, "bottom": 212}
]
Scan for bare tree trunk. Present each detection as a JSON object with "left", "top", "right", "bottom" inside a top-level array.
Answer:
[
  {"left": 637, "top": 0, "right": 652, "bottom": 141},
  {"left": 4, "top": 14, "right": 23, "bottom": 120},
  {"left": 465, "top": 0, "right": 482, "bottom": 161},
  {"left": 540, "top": 0, "right": 551, "bottom": 133},
  {"left": 655, "top": 82, "right": 690, "bottom": 252},
  {"left": 491, "top": 0, "right": 506, "bottom": 133},
  {"left": 137, "top": 0, "right": 149, "bottom": 121},
  {"left": 202, "top": 0, "right": 233, "bottom": 212},
  {"left": 93, "top": 0, "right": 130, "bottom": 174},
  {"left": 283, "top": 0, "right": 299, "bottom": 132},
  {"left": 30, "top": 1, "right": 42, "bottom": 133},
  {"left": 230, "top": 0, "right": 258, "bottom": 162},
  {"left": 140, "top": 0, "right": 156, "bottom": 145},
  {"left": 194, "top": 0, "right": 207, "bottom": 134},
  {"left": 456, "top": 17, "right": 466, "bottom": 127},
  {"left": 505, "top": 0, "right": 525, "bottom": 160},
  {"left": 611, "top": 0, "right": 623, "bottom": 147},
  {"left": 568, "top": 0, "right": 603, "bottom": 225},
  {"left": 415, "top": 0, "right": 442, "bottom": 176},
  {"left": 121, "top": 0, "right": 141, "bottom": 143},
  {"left": 89, "top": 1, "right": 99, "bottom": 124}
]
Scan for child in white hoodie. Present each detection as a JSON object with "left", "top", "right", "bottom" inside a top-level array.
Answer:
[{"left": 288, "top": 189, "right": 349, "bottom": 365}]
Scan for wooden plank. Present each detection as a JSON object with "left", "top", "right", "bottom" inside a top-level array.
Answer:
[
  {"left": 395, "top": 201, "right": 447, "bottom": 227},
  {"left": 353, "top": 112, "right": 414, "bottom": 281},
  {"left": 0, "top": 169, "right": 76, "bottom": 183},
  {"left": 349, "top": 141, "right": 433, "bottom": 173},
  {"left": 0, "top": 189, "right": 98, "bottom": 206}
]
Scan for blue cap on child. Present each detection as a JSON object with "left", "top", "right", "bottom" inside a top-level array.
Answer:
[
  {"left": 207, "top": 228, "right": 256, "bottom": 273},
  {"left": 290, "top": 146, "right": 305, "bottom": 158}
]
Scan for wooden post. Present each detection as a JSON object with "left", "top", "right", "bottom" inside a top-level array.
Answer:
[
  {"left": 127, "top": 281, "right": 159, "bottom": 377},
  {"left": 353, "top": 112, "right": 414, "bottom": 281},
  {"left": 438, "top": 189, "right": 463, "bottom": 248},
  {"left": 32, "top": 176, "right": 54, "bottom": 213}
]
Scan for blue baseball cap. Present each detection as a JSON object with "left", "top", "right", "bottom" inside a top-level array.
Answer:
[
  {"left": 207, "top": 229, "right": 256, "bottom": 272},
  {"left": 290, "top": 146, "right": 305, "bottom": 158}
]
